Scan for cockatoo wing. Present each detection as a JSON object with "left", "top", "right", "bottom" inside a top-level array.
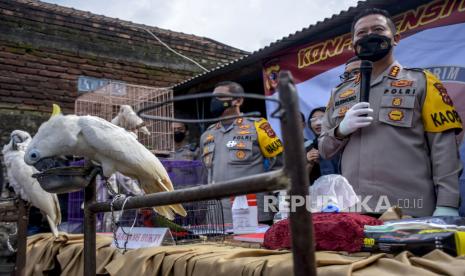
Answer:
[
  {"left": 77, "top": 116, "right": 151, "bottom": 175},
  {"left": 77, "top": 116, "right": 186, "bottom": 218},
  {"left": 3, "top": 151, "right": 30, "bottom": 202},
  {"left": 110, "top": 115, "right": 120, "bottom": 126},
  {"left": 3, "top": 150, "right": 61, "bottom": 237}
]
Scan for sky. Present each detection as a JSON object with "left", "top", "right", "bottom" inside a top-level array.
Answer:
[{"left": 43, "top": 0, "right": 359, "bottom": 52}]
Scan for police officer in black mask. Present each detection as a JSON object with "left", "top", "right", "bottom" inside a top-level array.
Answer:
[
  {"left": 171, "top": 122, "right": 200, "bottom": 160},
  {"left": 319, "top": 8, "right": 463, "bottom": 217}
]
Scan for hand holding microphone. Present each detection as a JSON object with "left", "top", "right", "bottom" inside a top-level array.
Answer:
[{"left": 337, "top": 102, "right": 373, "bottom": 137}]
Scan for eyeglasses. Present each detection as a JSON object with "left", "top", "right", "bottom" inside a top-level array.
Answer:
[
  {"left": 339, "top": 69, "right": 360, "bottom": 82},
  {"left": 309, "top": 116, "right": 324, "bottom": 123}
]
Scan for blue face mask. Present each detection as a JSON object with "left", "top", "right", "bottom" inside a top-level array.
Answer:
[{"left": 210, "top": 97, "right": 233, "bottom": 117}]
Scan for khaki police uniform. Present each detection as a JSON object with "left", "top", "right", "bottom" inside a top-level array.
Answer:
[
  {"left": 200, "top": 117, "right": 283, "bottom": 223},
  {"left": 319, "top": 61, "right": 462, "bottom": 217},
  {"left": 172, "top": 143, "right": 200, "bottom": 160}
]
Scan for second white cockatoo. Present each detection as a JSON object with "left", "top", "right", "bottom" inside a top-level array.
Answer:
[
  {"left": 2, "top": 130, "right": 61, "bottom": 237},
  {"left": 24, "top": 105, "right": 186, "bottom": 220},
  {"left": 111, "top": 105, "right": 151, "bottom": 136}
]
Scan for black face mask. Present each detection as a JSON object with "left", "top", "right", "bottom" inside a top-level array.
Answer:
[
  {"left": 210, "top": 97, "right": 233, "bottom": 118},
  {"left": 174, "top": 131, "right": 186, "bottom": 143},
  {"left": 354, "top": 34, "right": 392, "bottom": 62}
]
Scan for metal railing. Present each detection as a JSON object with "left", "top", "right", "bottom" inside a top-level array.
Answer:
[{"left": 82, "top": 71, "right": 317, "bottom": 276}]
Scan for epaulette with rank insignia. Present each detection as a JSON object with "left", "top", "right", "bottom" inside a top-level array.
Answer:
[
  {"left": 334, "top": 82, "right": 344, "bottom": 89},
  {"left": 245, "top": 117, "right": 262, "bottom": 122},
  {"left": 207, "top": 123, "right": 218, "bottom": 130},
  {"left": 388, "top": 65, "right": 400, "bottom": 78},
  {"left": 404, "top": 67, "right": 424, "bottom": 72}
]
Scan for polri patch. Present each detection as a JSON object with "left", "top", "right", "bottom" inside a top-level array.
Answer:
[
  {"left": 258, "top": 122, "right": 276, "bottom": 138},
  {"left": 204, "top": 134, "right": 215, "bottom": 144},
  {"left": 338, "top": 106, "right": 349, "bottom": 116},
  {"left": 392, "top": 97, "right": 402, "bottom": 106},
  {"left": 433, "top": 82, "right": 453, "bottom": 106},
  {"left": 388, "top": 109, "right": 404, "bottom": 121},
  {"left": 391, "top": 80, "right": 413, "bottom": 87},
  {"left": 339, "top": 89, "right": 355, "bottom": 99},
  {"left": 236, "top": 150, "right": 246, "bottom": 159},
  {"left": 236, "top": 142, "right": 246, "bottom": 148}
]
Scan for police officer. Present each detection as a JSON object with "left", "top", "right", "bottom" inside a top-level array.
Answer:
[
  {"left": 171, "top": 122, "right": 199, "bottom": 160},
  {"left": 339, "top": 56, "right": 361, "bottom": 83},
  {"left": 319, "top": 8, "right": 462, "bottom": 217},
  {"left": 200, "top": 81, "right": 283, "bottom": 224}
]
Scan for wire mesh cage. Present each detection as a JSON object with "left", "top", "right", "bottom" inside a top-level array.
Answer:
[
  {"left": 169, "top": 200, "right": 225, "bottom": 243},
  {"left": 66, "top": 160, "right": 225, "bottom": 242},
  {"left": 75, "top": 81, "right": 174, "bottom": 155}
]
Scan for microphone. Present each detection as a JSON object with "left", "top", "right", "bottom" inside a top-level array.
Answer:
[{"left": 359, "top": 60, "right": 373, "bottom": 103}]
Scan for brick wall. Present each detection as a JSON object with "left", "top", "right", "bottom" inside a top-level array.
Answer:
[
  {"left": 0, "top": 0, "right": 246, "bottom": 114},
  {"left": 0, "top": 0, "right": 247, "bottom": 181}
]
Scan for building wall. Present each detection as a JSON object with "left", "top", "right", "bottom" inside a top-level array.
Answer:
[
  {"left": 0, "top": 0, "right": 247, "bottom": 181},
  {"left": 0, "top": 0, "right": 246, "bottom": 141}
]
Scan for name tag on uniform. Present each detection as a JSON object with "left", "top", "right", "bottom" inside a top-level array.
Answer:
[{"left": 226, "top": 140, "right": 237, "bottom": 148}]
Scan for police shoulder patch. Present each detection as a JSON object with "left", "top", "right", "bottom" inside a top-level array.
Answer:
[
  {"left": 254, "top": 118, "right": 283, "bottom": 158},
  {"left": 422, "top": 71, "right": 462, "bottom": 133},
  {"left": 335, "top": 82, "right": 344, "bottom": 88}
]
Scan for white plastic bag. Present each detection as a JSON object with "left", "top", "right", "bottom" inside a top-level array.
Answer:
[{"left": 309, "top": 174, "right": 359, "bottom": 212}]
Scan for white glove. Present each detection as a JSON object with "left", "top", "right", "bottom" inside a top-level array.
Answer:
[
  {"left": 432, "top": 206, "right": 459, "bottom": 216},
  {"left": 338, "top": 102, "right": 373, "bottom": 137}
]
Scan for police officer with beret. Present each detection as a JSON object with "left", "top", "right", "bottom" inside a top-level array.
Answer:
[{"left": 320, "top": 8, "right": 463, "bottom": 217}]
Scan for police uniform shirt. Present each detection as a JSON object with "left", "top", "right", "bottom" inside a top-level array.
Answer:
[
  {"left": 172, "top": 143, "right": 200, "bottom": 161},
  {"left": 319, "top": 61, "right": 463, "bottom": 217},
  {"left": 200, "top": 117, "right": 283, "bottom": 222}
]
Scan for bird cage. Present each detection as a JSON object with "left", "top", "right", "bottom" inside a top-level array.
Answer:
[{"left": 75, "top": 81, "right": 174, "bottom": 155}]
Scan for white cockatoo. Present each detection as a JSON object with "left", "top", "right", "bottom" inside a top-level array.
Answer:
[
  {"left": 2, "top": 130, "right": 61, "bottom": 237},
  {"left": 25, "top": 105, "right": 186, "bottom": 220},
  {"left": 111, "top": 105, "right": 151, "bottom": 136}
]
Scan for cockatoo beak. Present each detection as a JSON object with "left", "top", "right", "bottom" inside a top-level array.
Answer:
[{"left": 11, "top": 134, "right": 22, "bottom": 151}]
